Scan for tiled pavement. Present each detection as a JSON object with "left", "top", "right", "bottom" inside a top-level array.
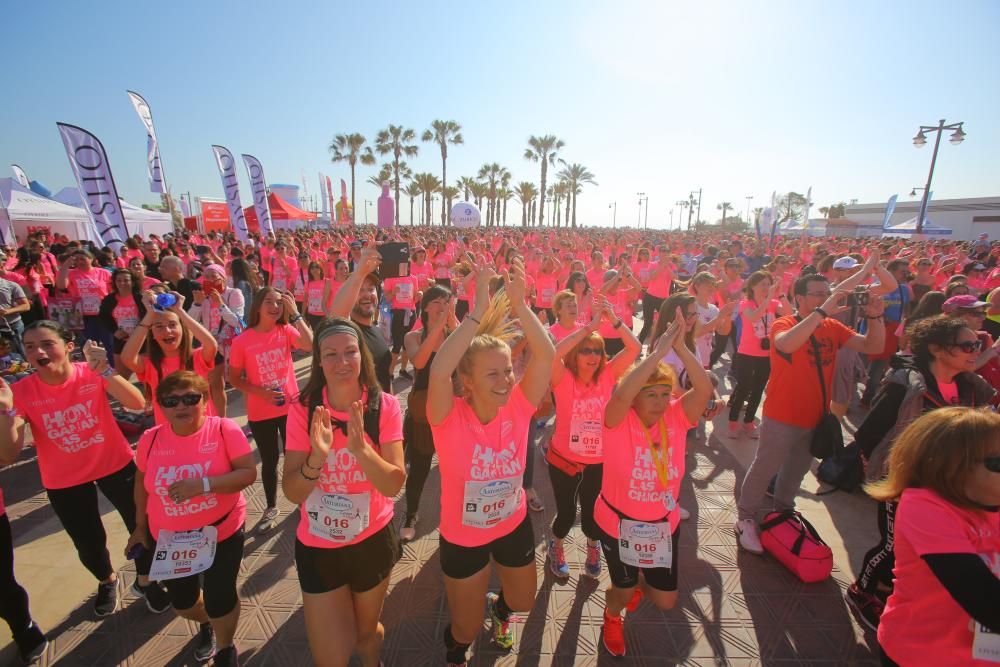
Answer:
[{"left": 1, "top": 362, "right": 883, "bottom": 666}]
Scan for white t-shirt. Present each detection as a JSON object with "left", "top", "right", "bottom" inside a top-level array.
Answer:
[
  {"left": 661, "top": 345, "right": 704, "bottom": 391},
  {"left": 695, "top": 301, "right": 719, "bottom": 366}
]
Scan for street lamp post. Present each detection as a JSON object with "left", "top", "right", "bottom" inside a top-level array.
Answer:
[
  {"left": 609, "top": 201, "right": 617, "bottom": 228},
  {"left": 636, "top": 192, "right": 646, "bottom": 228},
  {"left": 745, "top": 195, "right": 753, "bottom": 226},
  {"left": 912, "top": 119, "right": 965, "bottom": 234},
  {"left": 909, "top": 187, "right": 926, "bottom": 198},
  {"left": 693, "top": 188, "right": 703, "bottom": 227},
  {"left": 364, "top": 200, "right": 372, "bottom": 225}
]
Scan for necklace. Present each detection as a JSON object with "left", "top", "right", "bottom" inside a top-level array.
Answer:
[{"left": 639, "top": 416, "right": 671, "bottom": 488}]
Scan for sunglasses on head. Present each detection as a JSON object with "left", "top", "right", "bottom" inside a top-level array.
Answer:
[
  {"left": 985, "top": 457, "right": 1000, "bottom": 473},
  {"left": 159, "top": 393, "right": 204, "bottom": 408},
  {"left": 950, "top": 340, "right": 984, "bottom": 353},
  {"left": 577, "top": 347, "right": 603, "bottom": 357}
]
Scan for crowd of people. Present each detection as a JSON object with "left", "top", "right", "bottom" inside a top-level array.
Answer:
[{"left": 0, "top": 223, "right": 998, "bottom": 666}]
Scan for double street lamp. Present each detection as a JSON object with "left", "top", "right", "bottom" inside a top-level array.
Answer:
[
  {"left": 636, "top": 192, "right": 648, "bottom": 228},
  {"left": 912, "top": 119, "right": 966, "bottom": 234},
  {"left": 609, "top": 201, "right": 617, "bottom": 228}
]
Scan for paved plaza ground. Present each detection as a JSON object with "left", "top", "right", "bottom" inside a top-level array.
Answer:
[{"left": 0, "top": 355, "right": 884, "bottom": 666}]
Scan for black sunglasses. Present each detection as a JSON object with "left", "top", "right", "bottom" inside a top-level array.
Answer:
[
  {"left": 985, "top": 457, "right": 1000, "bottom": 473},
  {"left": 159, "top": 393, "right": 204, "bottom": 408},
  {"left": 577, "top": 348, "right": 603, "bottom": 357},
  {"left": 950, "top": 340, "right": 984, "bottom": 354}
]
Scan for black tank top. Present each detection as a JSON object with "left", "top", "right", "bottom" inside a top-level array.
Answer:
[{"left": 414, "top": 351, "right": 434, "bottom": 391}]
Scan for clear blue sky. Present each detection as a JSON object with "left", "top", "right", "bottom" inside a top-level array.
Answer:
[{"left": 3, "top": 0, "right": 998, "bottom": 229}]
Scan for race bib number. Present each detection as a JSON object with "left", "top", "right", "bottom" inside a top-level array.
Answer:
[
  {"left": 273, "top": 277, "right": 287, "bottom": 291},
  {"left": 462, "top": 476, "right": 522, "bottom": 529},
  {"left": 639, "top": 269, "right": 651, "bottom": 282},
  {"left": 149, "top": 526, "right": 218, "bottom": 581},
  {"left": 396, "top": 282, "right": 414, "bottom": 304},
  {"left": 569, "top": 419, "right": 602, "bottom": 457},
  {"left": 119, "top": 317, "right": 139, "bottom": 334},
  {"left": 974, "top": 622, "right": 1000, "bottom": 663},
  {"left": 618, "top": 518, "right": 672, "bottom": 569},
  {"left": 539, "top": 288, "right": 554, "bottom": 305},
  {"left": 81, "top": 295, "right": 101, "bottom": 315},
  {"left": 305, "top": 490, "right": 370, "bottom": 543},
  {"left": 308, "top": 296, "right": 323, "bottom": 314}
]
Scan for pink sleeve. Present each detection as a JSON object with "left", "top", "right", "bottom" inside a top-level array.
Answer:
[
  {"left": 283, "top": 324, "right": 301, "bottom": 343},
  {"left": 195, "top": 350, "right": 216, "bottom": 373},
  {"left": 228, "top": 336, "right": 245, "bottom": 369},
  {"left": 220, "top": 418, "right": 252, "bottom": 459},
  {"left": 285, "top": 401, "right": 310, "bottom": 452},
  {"left": 897, "top": 491, "right": 980, "bottom": 556},
  {"left": 378, "top": 393, "right": 403, "bottom": 444},
  {"left": 134, "top": 430, "right": 155, "bottom": 473}
]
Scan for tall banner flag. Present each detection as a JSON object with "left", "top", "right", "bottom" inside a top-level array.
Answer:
[
  {"left": 56, "top": 123, "right": 130, "bottom": 250},
  {"left": 10, "top": 165, "right": 29, "bottom": 189},
  {"left": 801, "top": 187, "right": 812, "bottom": 230},
  {"left": 319, "top": 172, "right": 329, "bottom": 219},
  {"left": 241, "top": 154, "right": 274, "bottom": 236},
  {"left": 880, "top": 194, "right": 899, "bottom": 230},
  {"left": 325, "top": 175, "right": 335, "bottom": 226},
  {"left": 180, "top": 198, "right": 191, "bottom": 218},
  {"left": 211, "top": 145, "right": 249, "bottom": 242},
  {"left": 126, "top": 91, "right": 166, "bottom": 193}
]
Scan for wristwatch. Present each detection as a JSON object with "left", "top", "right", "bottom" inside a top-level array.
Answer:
[
  {"left": 100, "top": 367, "right": 117, "bottom": 378},
  {"left": 289, "top": 314, "right": 303, "bottom": 324},
  {"left": 202, "top": 477, "right": 211, "bottom": 494}
]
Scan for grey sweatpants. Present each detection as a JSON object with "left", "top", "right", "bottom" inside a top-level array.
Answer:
[{"left": 737, "top": 417, "right": 815, "bottom": 522}]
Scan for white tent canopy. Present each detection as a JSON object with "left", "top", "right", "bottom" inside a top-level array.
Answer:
[
  {"left": 0, "top": 178, "right": 100, "bottom": 245},
  {"left": 883, "top": 216, "right": 953, "bottom": 236},
  {"left": 53, "top": 187, "right": 175, "bottom": 239}
]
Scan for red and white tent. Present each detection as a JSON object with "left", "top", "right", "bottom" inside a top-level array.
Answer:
[{"left": 243, "top": 192, "right": 317, "bottom": 232}]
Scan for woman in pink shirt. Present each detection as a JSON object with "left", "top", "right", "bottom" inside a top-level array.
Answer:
[
  {"left": 189, "top": 264, "right": 246, "bottom": 418},
  {"left": 56, "top": 249, "right": 113, "bottom": 354},
  {"left": 427, "top": 257, "right": 555, "bottom": 661},
  {"left": 566, "top": 271, "right": 595, "bottom": 326},
  {"left": 545, "top": 296, "right": 640, "bottom": 580},
  {"left": 127, "top": 371, "right": 256, "bottom": 667},
  {"left": 229, "top": 287, "right": 313, "bottom": 533},
  {"left": 0, "top": 321, "right": 170, "bottom": 617},
  {"left": 531, "top": 256, "right": 561, "bottom": 325},
  {"left": 98, "top": 269, "right": 146, "bottom": 377},
  {"left": 548, "top": 291, "right": 580, "bottom": 343},
  {"left": 432, "top": 241, "right": 453, "bottom": 288},
  {"left": 868, "top": 408, "right": 1000, "bottom": 666},
  {"left": 282, "top": 318, "right": 405, "bottom": 667},
  {"left": 122, "top": 289, "right": 219, "bottom": 425},
  {"left": 303, "top": 262, "right": 331, "bottom": 330},
  {"left": 596, "top": 317, "right": 713, "bottom": 657}
]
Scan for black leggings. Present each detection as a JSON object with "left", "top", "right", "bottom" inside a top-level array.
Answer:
[
  {"left": 404, "top": 444, "right": 434, "bottom": 519},
  {"left": 46, "top": 461, "right": 152, "bottom": 581},
  {"left": 709, "top": 328, "right": 737, "bottom": 368},
  {"left": 0, "top": 513, "right": 32, "bottom": 636},
  {"left": 390, "top": 309, "right": 415, "bottom": 354},
  {"left": 857, "top": 500, "right": 897, "bottom": 595},
  {"left": 548, "top": 463, "right": 603, "bottom": 540},
  {"left": 248, "top": 415, "right": 287, "bottom": 508},
  {"left": 728, "top": 353, "right": 770, "bottom": 423},
  {"left": 638, "top": 292, "right": 665, "bottom": 343}
]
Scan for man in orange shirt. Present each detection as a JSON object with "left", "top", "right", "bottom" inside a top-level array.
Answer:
[{"left": 734, "top": 274, "right": 885, "bottom": 554}]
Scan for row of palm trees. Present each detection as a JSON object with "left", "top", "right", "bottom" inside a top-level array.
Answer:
[{"left": 328, "top": 122, "right": 597, "bottom": 227}]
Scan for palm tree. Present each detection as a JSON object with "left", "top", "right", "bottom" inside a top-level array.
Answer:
[
  {"left": 403, "top": 180, "right": 422, "bottom": 226},
  {"left": 497, "top": 185, "right": 513, "bottom": 226},
  {"left": 441, "top": 185, "right": 460, "bottom": 222},
  {"left": 514, "top": 182, "right": 538, "bottom": 227},
  {"left": 457, "top": 176, "right": 477, "bottom": 202},
  {"left": 366, "top": 162, "right": 411, "bottom": 192},
  {"left": 373, "top": 125, "right": 419, "bottom": 225},
  {"left": 422, "top": 120, "right": 463, "bottom": 225},
  {"left": 717, "top": 201, "right": 732, "bottom": 224},
  {"left": 524, "top": 135, "right": 564, "bottom": 226},
  {"left": 556, "top": 162, "right": 597, "bottom": 228},
  {"left": 469, "top": 181, "right": 488, "bottom": 210},
  {"left": 328, "top": 133, "right": 375, "bottom": 215},
  {"left": 477, "top": 163, "right": 510, "bottom": 226},
  {"left": 413, "top": 173, "right": 441, "bottom": 227},
  {"left": 549, "top": 181, "right": 570, "bottom": 228}
]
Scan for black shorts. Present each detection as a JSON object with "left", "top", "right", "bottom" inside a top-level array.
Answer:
[
  {"left": 599, "top": 525, "right": 681, "bottom": 592},
  {"left": 162, "top": 529, "right": 244, "bottom": 618},
  {"left": 439, "top": 513, "right": 535, "bottom": 580},
  {"left": 294, "top": 522, "right": 401, "bottom": 594}
]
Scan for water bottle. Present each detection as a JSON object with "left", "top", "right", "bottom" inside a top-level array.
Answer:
[
  {"left": 270, "top": 381, "right": 286, "bottom": 407},
  {"left": 154, "top": 293, "right": 178, "bottom": 311}
]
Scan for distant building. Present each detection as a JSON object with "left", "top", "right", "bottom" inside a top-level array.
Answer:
[{"left": 843, "top": 196, "right": 1000, "bottom": 239}]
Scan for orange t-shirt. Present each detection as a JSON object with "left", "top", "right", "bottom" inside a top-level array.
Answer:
[{"left": 761, "top": 316, "right": 855, "bottom": 429}]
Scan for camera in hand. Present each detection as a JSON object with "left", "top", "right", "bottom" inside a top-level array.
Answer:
[
  {"left": 376, "top": 242, "right": 410, "bottom": 279},
  {"left": 847, "top": 287, "right": 870, "bottom": 308}
]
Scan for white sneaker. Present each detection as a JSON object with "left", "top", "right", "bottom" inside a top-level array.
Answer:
[
  {"left": 735, "top": 519, "right": 764, "bottom": 555},
  {"left": 678, "top": 506, "right": 691, "bottom": 521}
]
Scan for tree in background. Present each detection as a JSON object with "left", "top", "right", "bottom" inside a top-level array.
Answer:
[
  {"left": 469, "top": 181, "right": 488, "bottom": 210},
  {"left": 717, "top": 201, "right": 733, "bottom": 225},
  {"left": 497, "top": 184, "right": 512, "bottom": 226},
  {"left": 366, "top": 162, "right": 411, "bottom": 191},
  {"left": 524, "top": 135, "right": 564, "bottom": 226},
  {"left": 556, "top": 162, "right": 597, "bottom": 228},
  {"left": 422, "top": 120, "right": 463, "bottom": 225},
  {"left": 457, "top": 176, "right": 477, "bottom": 202},
  {"left": 515, "top": 182, "right": 538, "bottom": 227},
  {"left": 374, "top": 125, "right": 419, "bottom": 226},
  {"left": 329, "top": 133, "right": 375, "bottom": 215},
  {"left": 403, "top": 180, "right": 422, "bottom": 226},
  {"left": 775, "top": 191, "right": 808, "bottom": 224},
  {"left": 753, "top": 207, "right": 764, "bottom": 238},
  {"left": 413, "top": 173, "right": 441, "bottom": 226},
  {"left": 477, "top": 163, "right": 510, "bottom": 226},
  {"left": 441, "top": 185, "right": 460, "bottom": 221}
]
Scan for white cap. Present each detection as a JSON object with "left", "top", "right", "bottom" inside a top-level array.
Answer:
[{"left": 832, "top": 257, "right": 859, "bottom": 270}]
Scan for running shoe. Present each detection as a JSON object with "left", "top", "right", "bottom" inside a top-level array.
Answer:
[
  {"left": 602, "top": 609, "right": 626, "bottom": 657},
  {"left": 526, "top": 489, "right": 545, "bottom": 513},
  {"left": 213, "top": 645, "right": 240, "bottom": 667},
  {"left": 399, "top": 514, "right": 417, "bottom": 542},
  {"left": 548, "top": 539, "right": 570, "bottom": 578},
  {"left": 584, "top": 542, "right": 602, "bottom": 578},
  {"left": 256, "top": 507, "right": 279, "bottom": 534},
  {"left": 13, "top": 621, "right": 47, "bottom": 664},
  {"left": 94, "top": 580, "right": 118, "bottom": 617},
  {"left": 743, "top": 421, "right": 760, "bottom": 439},
  {"left": 486, "top": 592, "right": 514, "bottom": 650},
  {"left": 625, "top": 587, "right": 644, "bottom": 613},
  {"left": 734, "top": 519, "right": 764, "bottom": 555},
  {"left": 845, "top": 583, "right": 885, "bottom": 632},
  {"left": 194, "top": 622, "right": 216, "bottom": 662},
  {"left": 727, "top": 421, "right": 740, "bottom": 438},
  {"left": 131, "top": 580, "right": 171, "bottom": 614}
]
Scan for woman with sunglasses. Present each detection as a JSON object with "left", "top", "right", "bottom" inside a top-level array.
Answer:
[
  {"left": 864, "top": 407, "right": 1000, "bottom": 666},
  {"left": 942, "top": 295, "right": 1000, "bottom": 405},
  {"left": 596, "top": 311, "right": 713, "bottom": 657},
  {"left": 229, "top": 287, "right": 313, "bottom": 533},
  {"left": 0, "top": 321, "right": 170, "bottom": 617},
  {"left": 545, "top": 294, "right": 640, "bottom": 579},
  {"left": 565, "top": 271, "right": 594, "bottom": 327},
  {"left": 282, "top": 317, "right": 405, "bottom": 667},
  {"left": 846, "top": 316, "right": 996, "bottom": 633},
  {"left": 126, "top": 371, "right": 256, "bottom": 666},
  {"left": 636, "top": 249, "right": 675, "bottom": 345},
  {"left": 56, "top": 249, "right": 114, "bottom": 353}
]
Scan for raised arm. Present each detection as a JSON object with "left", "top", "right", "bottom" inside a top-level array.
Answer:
[
  {"left": 605, "top": 317, "right": 682, "bottom": 428},
  {"left": 0, "top": 378, "right": 26, "bottom": 465},
  {"left": 550, "top": 308, "right": 603, "bottom": 387},
  {"left": 329, "top": 248, "right": 381, "bottom": 318},
  {"left": 505, "top": 258, "right": 555, "bottom": 405},
  {"left": 673, "top": 334, "right": 714, "bottom": 424},
  {"left": 167, "top": 294, "right": 219, "bottom": 364},
  {"left": 122, "top": 291, "right": 157, "bottom": 373}
]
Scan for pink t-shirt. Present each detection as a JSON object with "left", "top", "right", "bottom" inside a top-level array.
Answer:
[
  {"left": 13, "top": 363, "right": 134, "bottom": 489},
  {"left": 269, "top": 256, "right": 296, "bottom": 291},
  {"left": 384, "top": 276, "right": 418, "bottom": 310},
  {"left": 304, "top": 280, "right": 328, "bottom": 316},
  {"left": 137, "top": 354, "right": 216, "bottom": 425},
  {"left": 878, "top": 488, "right": 1000, "bottom": 666},
  {"left": 285, "top": 390, "right": 403, "bottom": 548},
  {"left": 432, "top": 253, "right": 452, "bottom": 280},
  {"left": 737, "top": 299, "right": 779, "bottom": 357},
  {"left": 534, "top": 273, "right": 558, "bottom": 309},
  {"left": 550, "top": 371, "right": 617, "bottom": 464},
  {"left": 67, "top": 268, "right": 111, "bottom": 315},
  {"left": 632, "top": 261, "right": 653, "bottom": 287},
  {"left": 594, "top": 400, "right": 695, "bottom": 538},
  {"left": 410, "top": 260, "right": 433, "bottom": 289},
  {"left": 586, "top": 268, "right": 607, "bottom": 290},
  {"left": 548, "top": 322, "right": 575, "bottom": 343},
  {"left": 431, "top": 384, "right": 534, "bottom": 547},
  {"left": 228, "top": 325, "right": 300, "bottom": 421},
  {"left": 646, "top": 265, "right": 674, "bottom": 299},
  {"left": 110, "top": 294, "right": 141, "bottom": 334},
  {"left": 136, "top": 416, "right": 251, "bottom": 541}
]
